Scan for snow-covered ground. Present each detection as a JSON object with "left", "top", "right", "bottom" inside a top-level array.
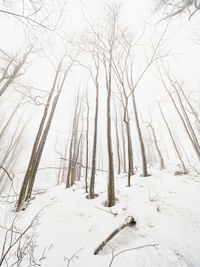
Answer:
[{"left": 1, "top": 169, "right": 200, "bottom": 267}]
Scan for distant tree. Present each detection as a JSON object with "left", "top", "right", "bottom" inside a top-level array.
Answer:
[
  {"left": 147, "top": 121, "right": 165, "bottom": 170},
  {"left": 66, "top": 91, "right": 81, "bottom": 188}
]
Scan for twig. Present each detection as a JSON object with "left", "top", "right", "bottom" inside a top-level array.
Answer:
[
  {"left": 95, "top": 206, "right": 118, "bottom": 217},
  {"left": 108, "top": 244, "right": 159, "bottom": 267},
  {"left": 64, "top": 248, "right": 84, "bottom": 267}
]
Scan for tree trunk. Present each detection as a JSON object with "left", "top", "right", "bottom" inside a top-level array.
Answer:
[
  {"left": 106, "top": 56, "right": 115, "bottom": 207},
  {"left": 25, "top": 72, "right": 67, "bottom": 202},
  {"left": 132, "top": 92, "right": 148, "bottom": 177},
  {"left": 161, "top": 75, "right": 200, "bottom": 162},
  {"left": 66, "top": 94, "right": 80, "bottom": 188},
  {"left": 114, "top": 102, "right": 121, "bottom": 175},
  {"left": 85, "top": 91, "right": 90, "bottom": 193},
  {"left": 177, "top": 82, "right": 200, "bottom": 133},
  {"left": 158, "top": 102, "right": 188, "bottom": 174},
  {"left": 148, "top": 123, "right": 165, "bottom": 170},
  {"left": 120, "top": 112, "right": 127, "bottom": 173},
  {"left": 125, "top": 120, "right": 134, "bottom": 186},
  {"left": 16, "top": 62, "right": 65, "bottom": 211},
  {"left": 173, "top": 83, "right": 200, "bottom": 157},
  {"left": 89, "top": 66, "right": 99, "bottom": 199}
]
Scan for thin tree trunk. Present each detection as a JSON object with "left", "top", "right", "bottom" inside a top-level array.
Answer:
[
  {"left": 66, "top": 93, "right": 80, "bottom": 188},
  {"left": 85, "top": 90, "right": 90, "bottom": 193},
  {"left": 89, "top": 64, "right": 99, "bottom": 199},
  {"left": 161, "top": 73, "right": 200, "bottom": 161},
  {"left": 106, "top": 55, "right": 115, "bottom": 207},
  {"left": 148, "top": 123, "right": 165, "bottom": 170},
  {"left": 158, "top": 102, "right": 188, "bottom": 174},
  {"left": 114, "top": 101, "right": 121, "bottom": 175},
  {"left": 176, "top": 82, "right": 200, "bottom": 131},
  {"left": 70, "top": 106, "right": 81, "bottom": 186},
  {"left": 132, "top": 92, "right": 148, "bottom": 177},
  {"left": 120, "top": 112, "right": 126, "bottom": 173},
  {"left": 173, "top": 83, "right": 200, "bottom": 155}
]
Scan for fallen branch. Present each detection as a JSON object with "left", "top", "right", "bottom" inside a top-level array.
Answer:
[{"left": 94, "top": 216, "right": 136, "bottom": 255}]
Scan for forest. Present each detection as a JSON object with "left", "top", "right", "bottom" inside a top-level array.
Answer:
[{"left": 0, "top": 0, "right": 200, "bottom": 266}]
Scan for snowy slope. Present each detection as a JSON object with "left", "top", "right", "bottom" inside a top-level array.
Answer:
[{"left": 1, "top": 170, "right": 200, "bottom": 267}]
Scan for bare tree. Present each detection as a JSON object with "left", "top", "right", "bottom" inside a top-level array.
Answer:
[
  {"left": 159, "top": 68, "right": 200, "bottom": 162},
  {"left": 16, "top": 58, "right": 71, "bottom": 211},
  {"left": 111, "top": 35, "right": 134, "bottom": 183},
  {"left": 102, "top": 5, "right": 117, "bottom": 206},
  {"left": 82, "top": 3, "right": 121, "bottom": 206}
]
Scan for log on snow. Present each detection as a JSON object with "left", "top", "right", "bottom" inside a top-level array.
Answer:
[{"left": 94, "top": 216, "right": 136, "bottom": 255}]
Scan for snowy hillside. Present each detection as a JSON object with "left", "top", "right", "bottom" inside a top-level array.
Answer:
[{"left": 1, "top": 170, "right": 200, "bottom": 267}]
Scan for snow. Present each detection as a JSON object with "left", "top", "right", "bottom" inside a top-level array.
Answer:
[{"left": 1, "top": 169, "right": 200, "bottom": 266}]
